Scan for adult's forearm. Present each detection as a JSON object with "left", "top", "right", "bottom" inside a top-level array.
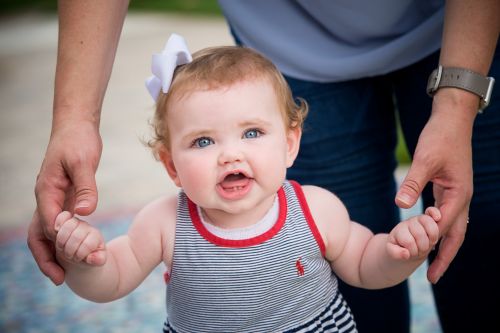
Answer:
[
  {"left": 53, "top": 0, "right": 130, "bottom": 130},
  {"left": 441, "top": 0, "right": 499, "bottom": 73},
  {"left": 434, "top": 0, "right": 499, "bottom": 119}
]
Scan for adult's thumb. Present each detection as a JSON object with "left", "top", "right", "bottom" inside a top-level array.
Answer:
[
  {"left": 72, "top": 168, "right": 98, "bottom": 216},
  {"left": 395, "top": 165, "right": 429, "bottom": 209}
]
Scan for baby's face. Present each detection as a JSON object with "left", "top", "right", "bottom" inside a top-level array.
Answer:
[{"left": 162, "top": 78, "right": 300, "bottom": 219}]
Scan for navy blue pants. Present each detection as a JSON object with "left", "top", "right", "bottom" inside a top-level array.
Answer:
[{"left": 285, "top": 45, "right": 500, "bottom": 333}]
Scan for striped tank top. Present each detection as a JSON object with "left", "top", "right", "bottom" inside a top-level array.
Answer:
[{"left": 164, "top": 180, "right": 357, "bottom": 333}]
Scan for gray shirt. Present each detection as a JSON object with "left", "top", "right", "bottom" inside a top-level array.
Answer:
[{"left": 218, "top": 0, "right": 444, "bottom": 82}]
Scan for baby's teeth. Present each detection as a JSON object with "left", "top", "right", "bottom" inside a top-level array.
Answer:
[{"left": 229, "top": 186, "right": 242, "bottom": 191}]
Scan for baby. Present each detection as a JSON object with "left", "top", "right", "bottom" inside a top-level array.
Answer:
[{"left": 55, "top": 34, "right": 439, "bottom": 333}]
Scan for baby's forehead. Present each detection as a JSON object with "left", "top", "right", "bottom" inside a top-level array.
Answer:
[
  {"left": 181, "top": 71, "right": 271, "bottom": 89},
  {"left": 166, "top": 80, "right": 289, "bottom": 127},
  {"left": 170, "top": 76, "right": 275, "bottom": 102}
]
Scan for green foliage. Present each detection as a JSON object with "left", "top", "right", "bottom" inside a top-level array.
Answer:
[
  {"left": 2, "top": 0, "right": 57, "bottom": 13},
  {"left": 129, "top": 0, "right": 222, "bottom": 15},
  {"left": 396, "top": 123, "right": 411, "bottom": 165},
  {"left": 2, "top": 0, "right": 222, "bottom": 15}
]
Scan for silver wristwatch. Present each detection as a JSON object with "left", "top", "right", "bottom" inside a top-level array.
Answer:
[{"left": 426, "top": 65, "right": 495, "bottom": 112}]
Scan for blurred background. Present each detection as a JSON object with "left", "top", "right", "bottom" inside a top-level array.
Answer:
[{"left": 0, "top": 1, "right": 436, "bottom": 332}]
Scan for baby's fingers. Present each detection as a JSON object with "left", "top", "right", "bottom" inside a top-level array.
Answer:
[
  {"left": 74, "top": 229, "right": 105, "bottom": 263},
  {"left": 387, "top": 243, "right": 410, "bottom": 260},
  {"left": 56, "top": 214, "right": 102, "bottom": 263},
  {"left": 418, "top": 214, "right": 440, "bottom": 247},
  {"left": 54, "top": 211, "right": 72, "bottom": 232},
  {"left": 61, "top": 221, "right": 91, "bottom": 260},
  {"left": 391, "top": 224, "right": 419, "bottom": 257},
  {"left": 424, "top": 206, "right": 441, "bottom": 222},
  {"left": 407, "top": 218, "right": 432, "bottom": 255},
  {"left": 85, "top": 249, "right": 107, "bottom": 266},
  {"left": 55, "top": 214, "right": 80, "bottom": 253}
]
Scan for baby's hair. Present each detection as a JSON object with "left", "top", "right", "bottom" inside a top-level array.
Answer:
[{"left": 147, "top": 46, "right": 308, "bottom": 159}]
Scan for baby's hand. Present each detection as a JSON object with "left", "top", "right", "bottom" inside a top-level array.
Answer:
[
  {"left": 387, "top": 207, "right": 440, "bottom": 260},
  {"left": 55, "top": 211, "right": 106, "bottom": 266}
]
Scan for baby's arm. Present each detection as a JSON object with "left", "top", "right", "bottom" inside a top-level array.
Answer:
[
  {"left": 303, "top": 185, "right": 439, "bottom": 289},
  {"left": 55, "top": 195, "right": 177, "bottom": 302},
  {"left": 355, "top": 207, "right": 440, "bottom": 288}
]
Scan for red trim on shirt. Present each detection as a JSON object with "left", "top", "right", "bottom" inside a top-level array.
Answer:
[
  {"left": 188, "top": 188, "right": 287, "bottom": 247},
  {"left": 290, "top": 181, "right": 326, "bottom": 256}
]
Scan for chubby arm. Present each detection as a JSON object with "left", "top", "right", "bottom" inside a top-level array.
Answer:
[
  {"left": 303, "top": 186, "right": 439, "bottom": 289},
  {"left": 55, "top": 196, "right": 177, "bottom": 302}
]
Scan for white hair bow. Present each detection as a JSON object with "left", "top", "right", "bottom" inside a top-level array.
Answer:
[{"left": 145, "top": 33, "right": 193, "bottom": 101}]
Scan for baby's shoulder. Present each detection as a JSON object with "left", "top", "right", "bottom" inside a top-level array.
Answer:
[
  {"left": 300, "top": 185, "right": 348, "bottom": 216},
  {"left": 299, "top": 185, "right": 351, "bottom": 252},
  {"left": 132, "top": 194, "right": 178, "bottom": 231},
  {"left": 125, "top": 194, "right": 178, "bottom": 268}
]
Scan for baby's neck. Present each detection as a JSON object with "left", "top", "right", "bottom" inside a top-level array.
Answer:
[{"left": 199, "top": 194, "right": 277, "bottom": 231}]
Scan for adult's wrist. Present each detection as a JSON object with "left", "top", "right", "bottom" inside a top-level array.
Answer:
[
  {"left": 433, "top": 87, "right": 480, "bottom": 116},
  {"left": 430, "top": 88, "right": 478, "bottom": 135},
  {"left": 51, "top": 105, "right": 101, "bottom": 134}
]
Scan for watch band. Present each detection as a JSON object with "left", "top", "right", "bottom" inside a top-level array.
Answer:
[{"left": 426, "top": 65, "right": 495, "bottom": 112}]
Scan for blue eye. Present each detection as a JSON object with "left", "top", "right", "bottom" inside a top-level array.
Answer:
[
  {"left": 193, "top": 137, "right": 214, "bottom": 148},
  {"left": 244, "top": 129, "right": 262, "bottom": 139}
]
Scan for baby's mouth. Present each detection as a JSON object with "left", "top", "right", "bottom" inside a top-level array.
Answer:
[
  {"left": 220, "top": 173, "right": 250, "bottom": 191},
  {"left": 216, "top": 171, "right": 253, "bottom": 200}
]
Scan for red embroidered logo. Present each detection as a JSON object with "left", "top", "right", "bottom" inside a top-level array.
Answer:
[
  {"left": 164, "top": 271, "right": 171, "bottom": 283},
  {"left": 296, "top": 257, "right": 305, "bottom": 276}
]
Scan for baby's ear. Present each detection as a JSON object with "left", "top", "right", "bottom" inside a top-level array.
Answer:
[
  {"left": 158, "top": 147, "right": 181, "bottom": 187},
  {"left": 285, "top": 126, "right": 302, "bottom": 168}
]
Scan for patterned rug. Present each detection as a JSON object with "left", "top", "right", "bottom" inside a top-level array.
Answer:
[{"left": 0, "top": 206, "right": 442, "bottom": 333}]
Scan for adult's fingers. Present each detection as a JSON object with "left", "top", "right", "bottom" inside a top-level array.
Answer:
[
  {"left": 34, "top": 161, "right": 69, "bottom": 241},
  {"left": 395, "top": 161, "right": 431, "bottom": 209},
  {"left": 427, "top": 230, "right": 464, "bottom": 284},
  {"left": 66, "top": 158, "right": 98, "bottom": 217},
  {"left": 27, "top": 211, "right": 65, "bottom": 285},
  {"left": 427, "top": 200, "right": 468, "bottom": 284}
]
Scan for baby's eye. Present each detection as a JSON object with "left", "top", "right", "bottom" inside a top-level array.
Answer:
[
  {"left": 192, "top": 137, "right": 214, "bottom": 148},
  {"left": 243, "top": 128, "right": 263, "bottom": 139}
]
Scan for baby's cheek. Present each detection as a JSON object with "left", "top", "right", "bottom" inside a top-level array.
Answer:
[{"left": 179, "top": 167, "right": 212, "bottom": 196}]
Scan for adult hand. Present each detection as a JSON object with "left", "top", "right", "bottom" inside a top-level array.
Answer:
[
  {"left": 27, "top": 0, "right": 129, "bottom": 284},
  {"left": 28, "top": 121, "right": 102, "bottom": 284},
  {"left": 395, "top": 90, "right": 475, "bottom": 284},
  {"left": 28, "top": 211, "right": 65, "bottom": 285}
]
